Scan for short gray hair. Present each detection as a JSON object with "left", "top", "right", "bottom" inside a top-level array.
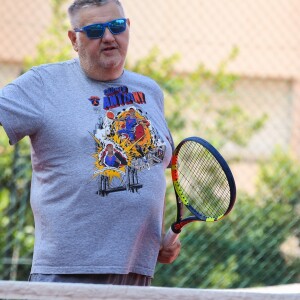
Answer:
[{"left": 68, "top": 0, "right": 124, "bottom": 17}]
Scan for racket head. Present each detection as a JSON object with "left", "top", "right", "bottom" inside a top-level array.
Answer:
[{"left": 171, "top": 136, "right": 236, "bottom": 222}]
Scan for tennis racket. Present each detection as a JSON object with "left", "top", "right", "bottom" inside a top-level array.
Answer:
[{"left": 163, "top": 136, "right": 236, "bottom": 248}]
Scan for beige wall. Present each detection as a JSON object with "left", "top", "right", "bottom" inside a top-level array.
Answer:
[
  {"left": 0, "top": 0, "right": 52, "bottom": 64},
  {"left": 291, "top": 81, "right": 300, "bottom": 158},
  {"left": 122, "top": 0, "right": 300, "bottom": 78},
  {"left": 1, "top": 0, "right": 299, "bottom": 78},
  {"left": 0, "top": 63, "right": 22, "bottom": 87}
]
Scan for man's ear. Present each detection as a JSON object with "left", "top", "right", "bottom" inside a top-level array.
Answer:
[{"left": 68, "top": 30, "right": 78, "bottom": 52}]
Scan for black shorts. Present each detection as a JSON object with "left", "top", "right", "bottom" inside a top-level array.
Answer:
[{"left": 28, "top": 273, "right": 152, "bottom": 286}]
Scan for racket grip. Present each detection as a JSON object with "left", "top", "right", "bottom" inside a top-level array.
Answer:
[{"left": 162, "top": 227, "right": 180, "bottom": 248}]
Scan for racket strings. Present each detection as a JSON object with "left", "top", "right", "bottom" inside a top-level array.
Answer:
[{"left": 177, "top": 142, "right": 231, "bottom": 218}]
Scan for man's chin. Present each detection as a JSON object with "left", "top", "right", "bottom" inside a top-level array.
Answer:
[{"left": 99, "top": 59, "right": 124, "bottom": 72}]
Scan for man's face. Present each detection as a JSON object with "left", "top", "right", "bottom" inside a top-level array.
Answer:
[
  {"left": 106, "top": 144, "right": 114, "bottom": 153},
  {"left": 129, "top": 108, "right": 135, "bottom": 117},
  {"left": 68, "top": 2, "right": 130, "bottom": 80}
]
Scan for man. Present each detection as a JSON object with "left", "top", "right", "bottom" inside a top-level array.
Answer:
[
  {"left": 100, "top": 143, "right": 124, "bottom": 167},
  {"left": 0, "top": 0, "right": 180, "bottom": 286},
  {"left": 116, "top": 107, "right": 140, "bottom": 141}
]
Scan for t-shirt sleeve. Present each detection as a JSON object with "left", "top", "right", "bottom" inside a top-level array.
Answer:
[{"left": 0, "top": 68, "right": 45, "bottom": 145}]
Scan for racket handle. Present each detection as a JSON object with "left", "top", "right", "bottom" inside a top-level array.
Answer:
[{"left": 162, "top": 227, "right": 180, "bottom": 248}]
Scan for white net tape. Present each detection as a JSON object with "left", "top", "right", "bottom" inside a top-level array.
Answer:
[{"left": 0, "top": 281, "right": 299, "bottom": 300}]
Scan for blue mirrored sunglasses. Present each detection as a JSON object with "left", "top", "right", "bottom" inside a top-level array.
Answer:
[{"left": 74, "top": 18, "right": 127, "bottom": 39}]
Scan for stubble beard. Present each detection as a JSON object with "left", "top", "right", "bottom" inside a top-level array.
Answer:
[{"left": 80, "top": 49, "right": 124, "bottom": 80}]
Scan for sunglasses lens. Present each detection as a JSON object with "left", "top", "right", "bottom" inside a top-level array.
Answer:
[
  {"left": 82, "top": 19, "right": 127, "bottom": 39},
  {"left": 109, "top": 19, "right": 127, "bottom": 34},
  {"left": 86, "top": 24, "right": 105, "bottom": 38}
]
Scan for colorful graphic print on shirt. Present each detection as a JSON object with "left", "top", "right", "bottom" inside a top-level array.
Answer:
[{"left": 89, "top": 86, "right": 167, "bottom": 196}]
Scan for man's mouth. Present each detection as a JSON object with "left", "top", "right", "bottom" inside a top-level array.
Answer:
[{"left": 102, "top": 46, "right": 117, "bottom": 52}]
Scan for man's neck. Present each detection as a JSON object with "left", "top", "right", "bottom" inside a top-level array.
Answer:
[{"left": 81, "top": 63, "right": 124, "bottom": 82}]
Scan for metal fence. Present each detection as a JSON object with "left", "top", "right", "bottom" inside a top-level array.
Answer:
[{"left": 0, "top": 0, "right": 299, "bottom": 288}]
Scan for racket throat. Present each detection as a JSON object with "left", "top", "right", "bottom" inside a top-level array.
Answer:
[
  {"left": 172, "top": 217, "right": 199, "bottom": 234},
  {"left": 171, "top": 222, "right": 182, "bottom": 234},
  {"left": 171, "top": 201, "right": 185, "bottom": 233}
]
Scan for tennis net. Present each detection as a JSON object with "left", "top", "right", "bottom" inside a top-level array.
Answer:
[{"left": 0, "top": 281, "right": 299, "bottom": 300}]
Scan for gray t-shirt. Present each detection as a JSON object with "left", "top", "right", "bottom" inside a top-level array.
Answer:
[{"left": 0, "top": 59, "right": 173, "bottom": 277}]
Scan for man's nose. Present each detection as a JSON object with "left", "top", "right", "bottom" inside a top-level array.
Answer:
[{"left": 102, "top": 27, "right": 115, "bottom": 41}]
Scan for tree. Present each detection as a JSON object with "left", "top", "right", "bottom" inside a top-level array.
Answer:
[{"left": 127, "top": 47, "right": 266, "bottom": 148}]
